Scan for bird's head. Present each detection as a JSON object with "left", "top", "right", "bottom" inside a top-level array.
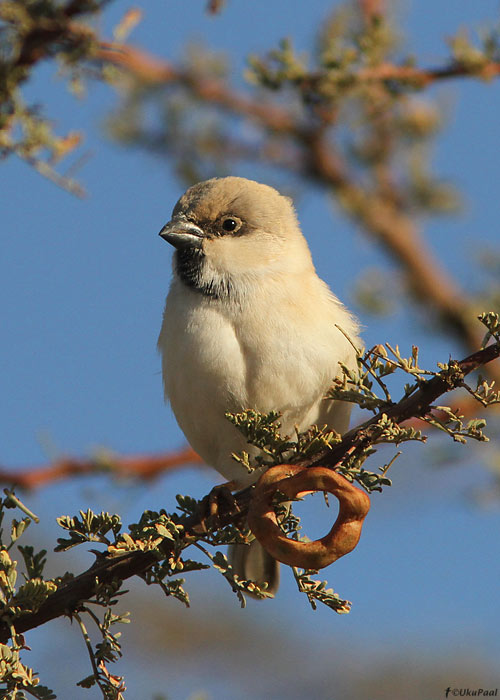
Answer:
[{"left": 159, "top": 177, "right": 313, "bottom": 299}]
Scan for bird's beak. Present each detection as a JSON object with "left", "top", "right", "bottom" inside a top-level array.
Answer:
[{"left": 159, "top": 218, "right": 205, "bottom": 249}]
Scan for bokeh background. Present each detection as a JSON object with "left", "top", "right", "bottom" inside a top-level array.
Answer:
[{"left": 2, "top": 1, "right": 500, "bottom": 698}]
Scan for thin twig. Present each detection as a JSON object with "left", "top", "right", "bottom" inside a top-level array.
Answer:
[{"left": 74, "top": 611, "right": 109, "bottom": 696}]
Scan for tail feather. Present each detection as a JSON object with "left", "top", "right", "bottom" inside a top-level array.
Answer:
[{"left": 229, "top": 540, "right": 280, "bottom": 598}]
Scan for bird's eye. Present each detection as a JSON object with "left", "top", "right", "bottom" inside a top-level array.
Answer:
[{"left": 222, "top": 218, "right": 238, "bottom": 232}]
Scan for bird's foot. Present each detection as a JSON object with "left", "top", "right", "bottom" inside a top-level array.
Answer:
[
  {"left": 196, "top": 481, "right": 240, "bottom": 532},
  {"left": 209, "top": 481, "right": 239, "bottom": 519}
]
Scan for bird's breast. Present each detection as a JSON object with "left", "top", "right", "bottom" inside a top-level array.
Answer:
[{"left": 158, "top": 278, "right": 354, "bottom": 479}]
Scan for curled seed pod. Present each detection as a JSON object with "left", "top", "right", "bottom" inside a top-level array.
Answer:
[{"left": 248, "top": 464, "right": 370, "bottom": 570}]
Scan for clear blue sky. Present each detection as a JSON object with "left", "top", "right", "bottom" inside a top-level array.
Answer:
[{"left": 2, "top": 1, "right": 500, "bottom": 698}]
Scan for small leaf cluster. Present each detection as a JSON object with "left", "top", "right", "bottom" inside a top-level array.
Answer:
[
  {"left": 276, "top": 504, "right": 351, "bottom": 613},
  {"left": 245, "top": 3, "right": 459, "bottom": 217},
  {"left": 448, "top": 24, "right": 500, "bottom": 73},
  {"left": 247, "top": 38, "right": 308, "bottom": 90},
  {"left": 292, "top": 569, "right": 351, "bottom": 614},
  {"left": 329, "top": 341, "right": 433, "bottom": 412},
  {"left": 480, "top": 311, "right": 500, "bottom": 345},
  {"left": 195, "top": 548, "right": 273, "bottom": 608},
  {"left": 56, "top": 510, "right": 122, "bottom": 552},
  {"left": 0, "top": 491, "right": 56, "bottom": 699},
  {"left": 227, "top": 408, "right": 394, "bottom": 493},
  {"left": 423, "top": 408, "right": 489, "bottom": 444},
  {"left": 0, "top": 0, "right": 107, "bottom": 194},
  {"left": 226, "top": 409, "right": 341, "bottom": 473},
  {"left": 0, "top": 642, "right": 56, "bottom": 699},
  {"left": 74, "top": 608, "right": 129, "bottom": 699},
  {"left": 110, "top": 509, "right": 183, "bottom": 557}
]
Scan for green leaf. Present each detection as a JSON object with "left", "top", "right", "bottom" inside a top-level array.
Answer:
[{"left": 18, "top": 545, "right": 47, "bottom": 580}]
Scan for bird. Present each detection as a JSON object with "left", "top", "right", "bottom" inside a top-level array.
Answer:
[{"left": 157, "top": 176, "right": 360, "bottom": 597}]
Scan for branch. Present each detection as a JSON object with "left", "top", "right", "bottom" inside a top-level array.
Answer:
[
  {"left": 7, "top": 2, "right": 99, "bottom": 74},
  {"left": 92, "top": 38, "right": 500, "bottom": 92},
  {"left": 0, "top": 447, "right": 202, "bottom": 489},
  {"left": 94, "top": 42, "right": 297, "bottom": 133},
  {"left": 0, "top": 394, "right": 489, "bottom": 491},
  {"left": 299, "top": 131, "right": 484, "bottom": 355},
  {"left": 3, "top": 8, "right": 499, "bottom": 362},
  {"left": 89, "top": 35, "right": 497, "bottom": 375},
  {"left": 358, "top": 0, "right": 384, "bottom": 22},
  {"left": 307, "top": 341, "right": 500, "bottom": 469},
  {"left": 6, "top": 11, "right": 494, "bottom": 366},
  {"left": 1, "top": 340, "right": 497, "bottom": 643}
]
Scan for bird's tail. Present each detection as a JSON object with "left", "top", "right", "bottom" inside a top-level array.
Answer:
[{"left": 229, "top": 540, "right": 280, "bottom": 598}]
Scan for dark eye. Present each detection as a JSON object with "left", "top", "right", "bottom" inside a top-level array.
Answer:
[{"left": 222, "top": 218, "right": 238, "bottom": 232}]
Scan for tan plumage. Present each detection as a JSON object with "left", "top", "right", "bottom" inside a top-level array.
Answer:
[{"left": 158, "top": 177, "right": 359, "bottom": 595}]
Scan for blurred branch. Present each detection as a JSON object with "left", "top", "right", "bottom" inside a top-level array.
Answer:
[
  {"left": 206, "top": 0, "right": 226, "bottom": 15},
  {"left": 2, "top": 5, "right": 499, "bottom": 365},
  {"left": 93, "top": 38, "right": 500, "bottom": 91},
  {"left": 1, "top": 1, "right": 98, "bottom": 75},
  {"left": 91, "top": 34, "right": 496, "bottom": 373},
  {"left": 0, "top": 0, "right": 102, "bottom": 195},
  {"left": 21, "top": 152, "right": 86, "bottom": 197},
  {"left": 1, "top": 338, "right": 498, "bottom": 643},
  {"left": 0, "top": 396, "right": 491, "bottom": 491},
  {"left": 0, "top": 447, "right": 202, "bottom": 489},
  {"left": 94, "top": 41, "right": 297, "bottom": 132},
  {"left": 295, "top": 130, "right": 483, "bottom": 351},
  {"left": 359, "top": 0, "right": 384, "bottom": 22}
]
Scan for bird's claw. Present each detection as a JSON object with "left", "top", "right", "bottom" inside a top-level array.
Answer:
[{"left": 196, "top": 481, "right": 240, "bottom": 531}]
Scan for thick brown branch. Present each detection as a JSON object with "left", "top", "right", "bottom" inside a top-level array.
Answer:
[{"left": 1, "top": 341, "right": 497, "bottom": 643}]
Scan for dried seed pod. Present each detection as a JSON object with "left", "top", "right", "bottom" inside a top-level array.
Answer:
[{"left": 248, "top": 464, "right": 370, "bottom": 570}]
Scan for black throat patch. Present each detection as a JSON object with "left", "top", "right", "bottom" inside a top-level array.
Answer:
[{"left": 175, "top": 248, "right": 233, "bottom": 300}]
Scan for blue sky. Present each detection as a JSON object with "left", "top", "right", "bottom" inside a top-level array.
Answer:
[{"left": 2, "top": 1, "right": 500, "bottom": 698}]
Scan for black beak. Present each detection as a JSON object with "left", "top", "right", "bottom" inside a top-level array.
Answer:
[{"left": 159, "top": 218, "right": 205, "bottom": 249}]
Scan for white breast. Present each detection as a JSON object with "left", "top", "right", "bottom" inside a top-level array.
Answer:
[{"left": 158, "top": 274, "right": 358, "bottom": 487}]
